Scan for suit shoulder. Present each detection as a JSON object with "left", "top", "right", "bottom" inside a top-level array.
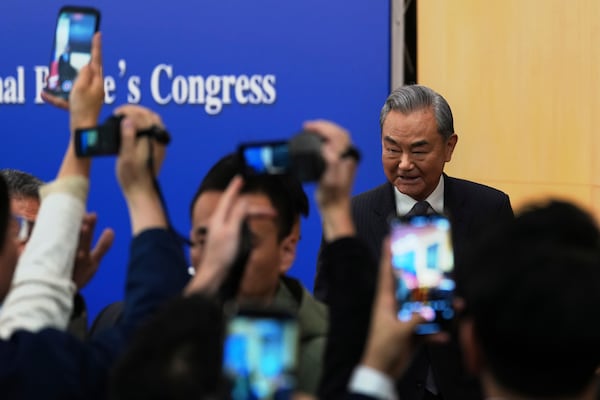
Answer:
[
  {"left": 446, "top": 176, "right": 509, "bottom": 199},
  {"left": 352, "top": 183, "right": 390, "bottom": 205}
]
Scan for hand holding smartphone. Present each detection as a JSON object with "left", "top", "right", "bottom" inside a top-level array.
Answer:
[
  {"left": 45, "top": 6, "right": 100, "bottom": 100},
  {"left": 390, "top": 214, "right": 455, "bottom": 335}
]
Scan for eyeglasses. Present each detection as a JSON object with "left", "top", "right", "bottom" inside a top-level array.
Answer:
[{"left": 11, "top": 215, "right": 35, "bottom": 242}]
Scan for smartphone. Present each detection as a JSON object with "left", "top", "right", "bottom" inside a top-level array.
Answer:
[
  {"left": 223, "top": 308, "right": 299, "bottom": 400},
  {"left": 238, "top": 141, "right": 291, "bottom": 176},
  {"left": 46, "top": 6, "right": 100, "bottom": 99},
  {"left": 390, "top": 214, "right": 455, "bottom": 335}
]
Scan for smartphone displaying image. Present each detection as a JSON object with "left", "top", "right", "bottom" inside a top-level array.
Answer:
[
  {"left": 390, "top": 214, "right": 455, "bottom": 335},
  {"left": 46, "top": 6, "right": 100, "bottom": 99},
  {"left": 223, "top": 308, "right": 299, "bottom": 400}
]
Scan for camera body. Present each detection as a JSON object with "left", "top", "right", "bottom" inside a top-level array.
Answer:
[
  {"left": 74, "top": 115, "right": 171, "bottom": 157},
  {"left": 238, "top": 130, "right": 326, "bottom": 182},
  {"left": 74, "top": 115, "right": 123, "bottom": 157}
]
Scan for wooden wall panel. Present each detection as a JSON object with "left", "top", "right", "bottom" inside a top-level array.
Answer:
[{"left": 417, "top": 0, "right": 600, "bottom": 216}]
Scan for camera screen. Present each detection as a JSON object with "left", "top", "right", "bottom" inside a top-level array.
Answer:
[
  {"left": 240, "top": 142, "right": 290, "bottom": 175},
  {"left": 223, "top": 313, "right": 298, "bottom": 400},
  {"left": 390, "top": 215, "right": 455, "bottom": 334},
  {"left": 47, "top": 9, "right": 98, "bottom": 96},
  {"left": 75, "top": 128, "right": 99, "bottom": 156}
]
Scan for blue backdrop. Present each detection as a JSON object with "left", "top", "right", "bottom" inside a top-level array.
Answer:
[{"left": 0, "top": 0, "right": 390, "bottom": 322}]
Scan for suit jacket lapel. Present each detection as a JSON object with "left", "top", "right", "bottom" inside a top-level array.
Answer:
[
  {"left": 443, "top": 174, "right": 471, "bottom": 249},
  {"left": 369, "top": 183, "right": 396, "bottom": 242},
  {"left": 443, "top": 174, "right": 466, "bottom": 219}
]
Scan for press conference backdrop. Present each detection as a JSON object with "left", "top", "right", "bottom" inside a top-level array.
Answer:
[{"left": 0, "top": 1, "right": 390, "bottom": 321}]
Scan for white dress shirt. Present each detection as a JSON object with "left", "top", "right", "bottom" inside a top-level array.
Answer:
[{"left": 394, "top": 176, "right": 444, "bottom": 216}]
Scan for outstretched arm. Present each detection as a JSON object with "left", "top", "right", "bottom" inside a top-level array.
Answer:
[
  {"left": 113, "top": 104, "right": 190, "bottom": 328},
  {"left": 347, "top": 240, "right": 448, "bottom": 399},
  {"left": 0, "top": 32, "right": 104, "bottom": 338}
]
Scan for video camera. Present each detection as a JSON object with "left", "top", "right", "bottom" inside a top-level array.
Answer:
[
  {"left": 238, "top": 130, "right": 360, "bottom": 182},
  {"left": 74, "top": 115, "right": 171, "bottom": 157}
]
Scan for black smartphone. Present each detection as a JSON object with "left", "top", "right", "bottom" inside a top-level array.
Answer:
[
  {"left": 389, "top": 214, "right": 455, "bottom": 335},
  {"left": 45, "top": 6, "right": 100, "bottom": 99},
  {"left": 238, "top": 141, "right": 291, "bottom": 177},
  {"left": 223, "top": 307, "right": 299, "bottom": 400}
]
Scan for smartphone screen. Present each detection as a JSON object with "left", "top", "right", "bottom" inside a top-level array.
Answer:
[
  {"left": 223, "top": 309, "right": 299, "bottom": 400},
  {"left": 239, "top": 141, "right": 290, "bottom": 176},
  {"left": 390, "top": 214, "right": 455, "bottom": 335},
  {"left": 46, "top": 6, "right": 100, "bottom": 99}
]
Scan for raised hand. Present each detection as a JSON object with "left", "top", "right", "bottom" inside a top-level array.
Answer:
[
  {"left": 69, "top": 32, "right": 104, "bottom": 131},
  {"left": 361, "top": 239, "right": 449, "bottom": 379},
  {"left": 72, "top": 213, "right": 115, "bottom": 290},
  {"left": 185, "top": 176, "right": 275, "bottom": 296},
  {"left": 303, "top": 119, "right": 358, "bottom": 241}
]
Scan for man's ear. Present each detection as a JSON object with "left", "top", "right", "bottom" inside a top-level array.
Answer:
[
  {"left": 445, "top": 133, "right": 458, "bottom": 162},
  {"left": 458, "top": 317, "right": 484, "bottom": 376},
  {"left": 279, "top": 220, "right": 300, "bottom": 274}
]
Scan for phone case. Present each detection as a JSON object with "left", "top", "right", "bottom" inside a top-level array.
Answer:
[{"left": 45, "top": 6, "right": 101, "bottom": 99}]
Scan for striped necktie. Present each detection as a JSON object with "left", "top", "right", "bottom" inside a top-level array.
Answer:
[{"left": 405, "top": 200, "right": 433, "bottom": 217}]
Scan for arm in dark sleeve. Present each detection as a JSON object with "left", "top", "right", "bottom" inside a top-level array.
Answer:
[
  {"left": 0, "top": 228, "right": 190, "bottom": 400},
  {"left": 318, "top": 237, "right": 377, "bottom": 400},
  {"left": 313, "top": 236, "right": 329, "bottom": 302},
  {"left": 119, "top": 228, "right": 190, "bottom": 329}
]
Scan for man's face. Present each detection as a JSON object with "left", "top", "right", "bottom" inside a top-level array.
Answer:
[
  {"left": 381, "top": 108, "right": 457, "bottom": 201},
  {"left": 190, "top": 190, "right": 295, "bottom": 303},
  {"left": 0, "top": 195, "right": 39, "bottom": 302},
  {"left": 0, "top": 197, "right": 40, "bottom": 303},
  {"left": 0, "top": 219, "right": 19, "bottom": 302},
  {"left": 11, "top": 196, "right": 39, "bottom": 256}
]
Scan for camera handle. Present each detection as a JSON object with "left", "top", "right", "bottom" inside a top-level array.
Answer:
[{"left": 136, "top": 125, "right": 171, "bottom": 146}]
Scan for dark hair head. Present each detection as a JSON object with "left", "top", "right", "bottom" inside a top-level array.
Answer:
[
  {"left": 0, "top": 175, "right": 9, "bottom": 253},
  {"left": 0, "top": 169, "right": 44, "bottom": 200},
  {"left": 379, "top": 84, "right": 454, "bottom": 140},
  {"left": 190, "top": 153, "right": 309, "bottom": 240},
  {"left": 456, "top": 200, "right": 600, "bottom": 397},
  {"left": 110, "top": 294, "right": 226, "bottom": 400}
]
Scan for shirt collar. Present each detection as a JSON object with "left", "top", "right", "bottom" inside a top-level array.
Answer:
[{"left": 394, "top": 175, "right": 445, "bottom": 216}]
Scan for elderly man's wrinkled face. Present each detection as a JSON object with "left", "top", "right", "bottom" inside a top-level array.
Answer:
[{"left": 381, "top": 108, "right": 457, "bottom": 201}]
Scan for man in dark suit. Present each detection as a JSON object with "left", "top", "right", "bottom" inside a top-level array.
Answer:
[{"left": 315, "top": 84, "right": 513, "bottom": 400}]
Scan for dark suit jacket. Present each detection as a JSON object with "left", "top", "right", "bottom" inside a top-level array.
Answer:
[
  {"left": 318, "top": 237, "right": 377, "bottom": 400},
  {"left": 315, "top": 174, "right": 513, "bottom": 400},
  {"left": 345, "top": 395, "right": 380, "bottom": 400}
]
